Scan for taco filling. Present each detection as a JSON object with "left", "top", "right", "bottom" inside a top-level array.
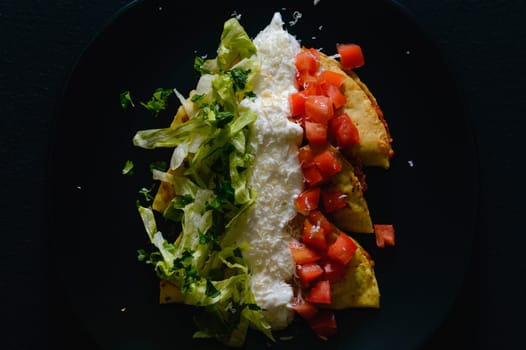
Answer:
[{"left": 130, "top": 11, "right": 394, "bottom": 347}]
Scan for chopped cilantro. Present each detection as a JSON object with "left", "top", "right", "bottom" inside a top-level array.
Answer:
[
  {"left": 140, "top": 88, "right": 173, "bottom": 117},
  {"left": 120, "top": 90, "right": 135, "bottom": 109},
  {"left": 191, "top": 93, "right": 205, "bottom": 102},
  {"left": 194, "top": 56, "right": 212, "bottom": 74},
  {"left": 138, "top": 184, "right": 156, "bottom": 202},
  {"left": 205, "top": 279, "right": 220, "bottom": 298},
  {"left": 228, "top": 68, "right": 251, "bottom": 91}
]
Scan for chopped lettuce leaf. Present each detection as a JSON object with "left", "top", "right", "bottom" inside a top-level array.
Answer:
[
  {"left": 121, "top": 159, "right": 134, "bottom": 175},
  {"left": 217, "top": 18, "right": 257, "bottom": 71}
]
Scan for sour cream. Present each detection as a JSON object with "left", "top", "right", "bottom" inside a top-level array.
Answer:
[{"left": 238, "top": 12, "right": 303, "bottom": 329}]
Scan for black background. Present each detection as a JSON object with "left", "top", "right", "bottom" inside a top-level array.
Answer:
[{"left": 1, "top": 0, "right": 524, "bottom": 349}]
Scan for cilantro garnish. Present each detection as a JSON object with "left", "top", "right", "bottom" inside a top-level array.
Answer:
[
  {"left": 120, "top": 90, "right": 135, "bottom": 109},
  {"left": 140, "top": 88, "right": 173, "bottom": 117}
]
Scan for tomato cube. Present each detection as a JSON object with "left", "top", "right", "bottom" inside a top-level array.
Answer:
[
  {"left": 329, "top": 113, "right": 360, "bottom": 149},
  {"left": 337, "top": 43, "right": 365, "bottom": 70},
  {"left": 289, "top": 241, "right": 321, "bottom": 264},
  {"left": 305, "top": 95, "right": 333, "bottom": 123},
  {"left": 305, "top": 121, "right": 328, "bottom": 147},
  {"left": 321, "top": 190, "right": 347, "bottom": 213},
  {"left": 313, "top": 148, "right": 342, "bottom": 178},
  {"left": 298, "top": 145, "right": 315, "bottom": 168},
  {"left": 317, "top": 70, "right": 346, "bottom": 88},
  {"left": 295, "top": 49, "right": 319, "bottom": 75},
  {"left": 295, "top": 188, "right": 321, "bottom": 215},
  {"left": 289, "top": 92, "right": 306, "bottom": 116},
  {"left": 302, "top": 165, "right": 324, "bottom": 187},
  {"left": 296, "top": 262, "right": 324, "bottom": 286},
  {"left": 308, "top": 210, "right": 334, "bottom": 235},
  {"left": 306, "top": 280, "right": 332, "bottom": 304},
  {"left": 320, "top": 258, "right": 346, "bottom": 283},
  {"left": 327, "top": 233, "right": 358, "bottom": 266},
  {"left": 302, "top": 218, "right": 327, "bottom": 250},
  {"left": 323, "top": 84, "right": 347, "bottom": 110},
  {"left": 290, "top": 296, "right": 318, "bottom": 320},
  {"left": 374, "top": 224, "right": 395, "bottom": 248}
]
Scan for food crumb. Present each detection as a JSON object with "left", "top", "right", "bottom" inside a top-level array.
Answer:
[
  {"left": 405, "top": 50, "right": 411, "bottom": 55},
  {"left": 408, "top": 160, "right": 414, "bottom": 167},
  {"left": 231, "top": 10, "right": 242, "bottom": 20},
  {"left": 314, "top": 0, "right": 321, "bottom": 5},
  {"left": 76, "top": 185, "right": 82, "bottom": 190},
  {"left": 279, "top": 336, "right": 294, "bottom": 341},
  {"left": 120, "top": 307, "right": 127, "bottom": 312},
  {"left": 289, "top": 11, "right": 303, "bottom": 26}
]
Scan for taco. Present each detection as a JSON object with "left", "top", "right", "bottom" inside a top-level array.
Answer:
[{"left": 132, "top": 12, "right": 389, "bottom": 346}]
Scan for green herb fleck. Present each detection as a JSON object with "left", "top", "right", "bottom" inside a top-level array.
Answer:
[
  {"left": 122, "top": 160, "right": 134, "bottom": 175},
  {"left": 138, "top": 184, "right": 156, "bottom": 202},
  {"left": 191, "top": 93, "right": 205, "bottom": 102},
  {"left": 229, "top": 68, "right": 251, "bottom": 91},
  {"left": 140, "top": 88, "right": 173, "bottom": 117},
  {"left": 205, "top": 279, "right": 220, "bottom": 298},
  {"left": 194, "top": 56, "right": 212, "bottom": 74},
  {"left": 120, "top": 91, "right": 135, "bottom": 109}
]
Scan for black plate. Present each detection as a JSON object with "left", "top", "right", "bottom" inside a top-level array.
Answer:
[{"left": 48, "top": 0, "right": 478, "bottom": 349}]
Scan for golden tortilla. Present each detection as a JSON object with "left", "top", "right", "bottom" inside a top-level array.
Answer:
[
  {"left": 328, "top": 236, "right": 380, "bottom": 309},
  {"left": 319, "top": 53, "right": 393, "bottom": 169},
  {"left": 324, "top": 146, "right": 373, "bottom": 234}
]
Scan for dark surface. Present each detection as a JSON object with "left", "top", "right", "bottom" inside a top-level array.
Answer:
[{"left": 1, "top": 0, "right": 524, "bottom": 349}]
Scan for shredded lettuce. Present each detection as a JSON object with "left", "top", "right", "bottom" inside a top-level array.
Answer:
[
  {"left": 132, "top": 17, "right": 273, "bottom": 347},
  {"left": 217, "top": 18, "right": 257, "bottom": 71}
]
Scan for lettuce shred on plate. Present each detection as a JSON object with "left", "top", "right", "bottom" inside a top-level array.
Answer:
[{"left": 132, "top": 18, "right": 274, "bottom": 346}]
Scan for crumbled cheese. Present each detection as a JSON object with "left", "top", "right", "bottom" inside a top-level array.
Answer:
[{"left": 237, "top": 12, "right": 303, "bottom": 330}]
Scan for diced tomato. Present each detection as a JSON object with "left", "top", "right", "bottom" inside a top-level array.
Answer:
[
  {"left": 320, "top": 258, "right": 346, "bottom": 283},
  {"left": 295, "top": 188, "right": 321, "bottom": 215},
  {"left": 302, "top": 218, "right": 327, "bottom": 250},
  {"left": 304, "top": 95, "right": 333, "bottom": 123},
  {"left": 289, "top": 92, "right": 306, "bottom": 116},
  {"left": 303, "top": 165, "right": 324, "bottom": 187},
  {"left": 305, "top": 121, "right": 328, "bottom": 147},
  {"left": 299, "top": 74, "right": 319, "bottom": 95},
  {"left": 317, "top": 70, "right": 346, "bottom": 88},
  {"left": 298, "top": 145, "right": 315, "bottom": 168},
  {"left": 374, "top": 224, "right": 395, "bottom": 248},
  {"left": 306, "top": 280, "right": 332, "bottom": 304},
  {"left": 337, "top": 43, "right": 365, "bottom": 70},
  {"left": 321, "top": 190, "right": 347, "bottom": 213},
  {"left": 308, "top": 210, "right": 334, "bottom": 235},
  {"left": 321, "top": 83, "right": 347, "bottom": 110},
  {"left": 313, "top": 148, "right": 342, "bottom": 178},
  {"left": 327, "top": 233, "right": 358, "bottom": 266},
  {"left": 289, "top": 241, "right": 321, "bottom": 264},
  {"left": 296, "top": 262, "right": 324, "bottom": 286},
  {"left": 308, "top": 310, "right": 338, "bottom": 339},
  {"left": 329, "top": 113, "right": 360, "bottom": 149},
  {"left": 295, "top": 49, "right": 319, "bottom": 75},
  {"left": 290, "top": 296, "right": 318, "bottom": 320}
]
